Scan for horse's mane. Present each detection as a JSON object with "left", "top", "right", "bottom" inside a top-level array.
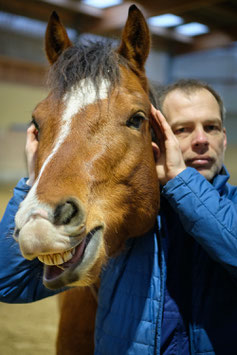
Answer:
[
  {"left": 48, "top": 39, "right": 159, "bottom": 110},
  {"left": 48, "top": 40, "right": 129, "bottom": 97}
]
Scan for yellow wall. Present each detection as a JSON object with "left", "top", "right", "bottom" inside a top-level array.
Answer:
[
  {"left": 0, "top": 81, "right": 48, "bottom": 129},
  {"left": 0, "top": 81, "right": 48, "bottom": 218}
]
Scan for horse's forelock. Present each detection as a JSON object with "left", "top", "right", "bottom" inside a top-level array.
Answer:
[{"left": 47, "top": 41, "right": 129, "bottom": 97}]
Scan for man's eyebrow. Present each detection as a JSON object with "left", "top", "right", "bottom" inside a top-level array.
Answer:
[
  {"left": 171, "top": 117, "right": 222, "bottom": 126},
  {"left": 203, "top": 118, "right": 223, "bottom": 126},
  {"left": 171, "top": 120, "right": 192, "bottom": 127},
  {"left": 206, "top": 117, "right": 222, "bottom": 122}
]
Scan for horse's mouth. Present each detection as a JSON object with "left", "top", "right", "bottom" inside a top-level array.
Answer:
[{"left": 41, "top": 226, "right": 103, "bottom": 289}]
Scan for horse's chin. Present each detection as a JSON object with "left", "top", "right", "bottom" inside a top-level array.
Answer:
[{"left": 42, "top": 226, "right": 104, "bottom": 290}]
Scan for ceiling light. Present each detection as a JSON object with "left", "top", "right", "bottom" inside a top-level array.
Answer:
[
  {"left": 0, "top": 11, "right": 77, "bottom": 40},
  {"left": 148, "top": 14, "right": 183, "bottom": 28},
  {"left": 82, "top": 0, "right": 122, "bottom": 8},
  {"left": 175, "top": 22, "right": 209, "bottom": 36}
]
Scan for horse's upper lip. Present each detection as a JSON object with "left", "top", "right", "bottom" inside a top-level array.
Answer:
[
  {"left": 14, "top": 223, "right": 86, "bottom": 243},
  {"left": 15, "top": 216, "right": 87, "bottom": 260}
]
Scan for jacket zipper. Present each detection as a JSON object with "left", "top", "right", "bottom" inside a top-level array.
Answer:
[{"left": 154, "top": 214, "right": 166, "bottom": 355}]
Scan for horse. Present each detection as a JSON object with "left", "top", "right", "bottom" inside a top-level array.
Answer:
[{"left": 14, "top": 5, "right": 160, "bottom": 354}]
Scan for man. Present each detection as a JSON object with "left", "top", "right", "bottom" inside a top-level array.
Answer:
[
  {"left": 0, "top": 79, "right": 237, "bottom": 354},
  {"left": 94, "top": 80, "right": 237, "bottom": 355}
]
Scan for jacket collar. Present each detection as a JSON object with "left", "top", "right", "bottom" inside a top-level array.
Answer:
[{"left": 212, "top": 165, "right": 229, "bottom": 192}]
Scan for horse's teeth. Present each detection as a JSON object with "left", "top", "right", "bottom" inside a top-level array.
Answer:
[
  {"left": 61, "top": 250, "right": 73, "bottom": 263},
  {"left": 38, "top": 248, "right": 75, "bottom": 266},
  {"left": 55, "top": 253, "right": 65, "bottom": 265},
  {"left": 38, "top": 254, "right": 49, "bottom": 265}
]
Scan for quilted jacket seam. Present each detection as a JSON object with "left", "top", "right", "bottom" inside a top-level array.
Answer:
[{"left": 176, "top": 174, "right": 237, "bottom": 240}]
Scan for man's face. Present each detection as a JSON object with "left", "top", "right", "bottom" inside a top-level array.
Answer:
[{"left": 163, "top": 88, "right": 227, "bottom": 181}]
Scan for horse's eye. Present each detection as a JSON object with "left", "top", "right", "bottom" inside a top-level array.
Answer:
[{"left": 126, "top": 114, "right": 145, "bottom": 130}]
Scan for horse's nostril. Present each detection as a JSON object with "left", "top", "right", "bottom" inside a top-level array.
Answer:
[{"left": 54, "top": 198, "right": 84, "bottom": 226}]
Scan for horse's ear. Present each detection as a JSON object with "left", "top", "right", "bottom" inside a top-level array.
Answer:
[
  {"left": 117, "top": 5, "right": 150, "bottom": 72},
  {"left": 45, "top": 11, "right": 72, "bottom": 64}
]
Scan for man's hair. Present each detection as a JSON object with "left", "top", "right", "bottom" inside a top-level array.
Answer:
[{"left": 157, "top": 79, "right": 226, "bottom": 122}]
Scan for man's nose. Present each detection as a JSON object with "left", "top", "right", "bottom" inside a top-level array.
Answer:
[{"left": 192, "top": 127, "right": 209, "bottom": 146}]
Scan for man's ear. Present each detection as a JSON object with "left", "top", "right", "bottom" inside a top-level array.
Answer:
[
  {"left": 45, "top": 11, "right": 72, "bottom": 64},
  {"left": 223, "top": 127, "right": 227, "bottom": 151},
  {"left": 117, "top": 5, "right": 150, "bottom": 72}
]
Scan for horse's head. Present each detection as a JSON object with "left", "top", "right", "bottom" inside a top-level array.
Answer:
[{"left": 14, "top": 5, "right": 160, "bottom": 289}]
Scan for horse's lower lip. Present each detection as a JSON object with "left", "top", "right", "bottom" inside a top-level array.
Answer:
[{"left": 43, "top": 226, "right": 103, "bottom": 288}]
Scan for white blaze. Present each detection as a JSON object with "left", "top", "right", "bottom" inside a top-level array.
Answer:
[
  {"left": 36, "top": 78, "right": 110, "bottom": 188},
  {"left": 15, "top": 78, "right": 110, "bottom": 230}
]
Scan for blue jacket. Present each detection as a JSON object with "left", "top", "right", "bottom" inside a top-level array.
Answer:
[
  {"left": 1, "top": 168, "right": 237, "bottom": 354},
  {"left": 95, "top": 167, "right": 237, "bottom": 355},
  {"left": 0, "top": 178, "right": 60, "bottom": 302}
]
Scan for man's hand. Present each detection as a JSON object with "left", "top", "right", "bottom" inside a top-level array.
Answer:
[
  {"left": 25, "top": 124, "right": 38, "bottom": 186},
  {"left": 150, "top": 105, "right": 186, "bottom": 185}
]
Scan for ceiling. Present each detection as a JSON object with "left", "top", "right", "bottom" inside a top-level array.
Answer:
[{"left": 0, "top": 0, "right": 237, "bottom": 55}]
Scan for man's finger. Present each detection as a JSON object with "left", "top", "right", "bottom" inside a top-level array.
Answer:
[
  {"left": 150, "top": 106, "right": 166, "bottom": 153},
  {"left": 150, "top": 105, "right": 162, "bottom": 135},
  {"left": 26, "top": 124, "right": 38, "bottom": 144},
  {"left": 155, "top": 110, "right": 175, "bottom": 139}
]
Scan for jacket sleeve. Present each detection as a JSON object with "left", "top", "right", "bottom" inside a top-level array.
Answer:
[
  {"left": 0, "top": 178, "right": 61, "bottom": 303},
  {"left": 162, "top": 167, "right": 237, "bottom": 278}
]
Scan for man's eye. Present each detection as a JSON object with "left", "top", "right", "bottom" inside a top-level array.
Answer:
[
  {"left": 126, "top": 114, "right": 145, "bottom": 130},
  {"left": 174, "top": 127, "right": 187, "bottom": 134},
  {"left": 205, "top": 125, "right": 219, "bottom": 132}
]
